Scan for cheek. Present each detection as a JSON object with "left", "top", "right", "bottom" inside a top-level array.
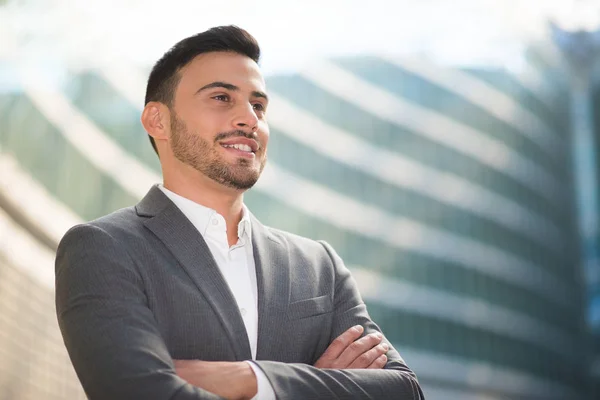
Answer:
[{"left": 185, "top": 108, "right": 228, "bottom": 132}]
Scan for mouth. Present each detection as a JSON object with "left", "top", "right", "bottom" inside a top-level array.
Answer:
[
  {"left": 220, "top": 143, "right": 256, "bottom": 158},
  {"left": 218, "top": 137, "right": 259, "bottom": 159}
]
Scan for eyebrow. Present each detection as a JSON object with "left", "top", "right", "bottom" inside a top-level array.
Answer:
[{"left": 196, "top": 81, "right": 269, "bottom": 102}]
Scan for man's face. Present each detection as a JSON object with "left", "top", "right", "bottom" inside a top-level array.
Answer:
[{"left": 168, "top": 51, "right": 269, "bottom": 190}]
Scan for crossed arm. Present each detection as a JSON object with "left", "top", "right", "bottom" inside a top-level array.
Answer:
[
  {"left": 55, "top": 225, "right": 423, "bottom": 400},
  {"left": 173, "top": 325, "right": 390, "bottom": 399}
]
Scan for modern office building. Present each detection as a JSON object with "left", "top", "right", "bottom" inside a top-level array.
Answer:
[{"left": 0, "top": 34, "right": 596, "bottom": 400}]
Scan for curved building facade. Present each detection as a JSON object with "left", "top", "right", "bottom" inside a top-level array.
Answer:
[{"left": 0, "top": 43, "right": 592, "bottom": 399}]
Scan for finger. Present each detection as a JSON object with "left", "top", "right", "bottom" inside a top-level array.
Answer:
[
  {"left": 348, "top": 343, "right": 389, "bottom": 369},
  {"left": 317, "top": 325, "right": 364, "bottom": 362},
  {"left": 367, "top": 354, "right": 388, "bottom": 369},
  {"left": 336, "top": 332, "right": 383, "bottom": 368}
]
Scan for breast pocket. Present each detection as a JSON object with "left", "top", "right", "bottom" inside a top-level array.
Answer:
[{"left": 287, "top": 295, "right": 333, "bottom": 320}]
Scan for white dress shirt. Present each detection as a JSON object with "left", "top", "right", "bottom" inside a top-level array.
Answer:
[{"left": 159, "top": 185, "right": 275, "bottom": 400}]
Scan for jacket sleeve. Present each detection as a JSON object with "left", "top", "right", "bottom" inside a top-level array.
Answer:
[
  {"left": 55, "top": 223, "right": 223, "bottom": 400},
  {"left": 252, "top": 241, "right": 424, "bottom": 400}
]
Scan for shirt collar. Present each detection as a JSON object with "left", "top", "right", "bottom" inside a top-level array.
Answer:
[
  {"left": 238, "top": 205, "right": 252, "bottom": 242},
  {"left": 158, "top": 184, "right": 252, "bottom": 241}
]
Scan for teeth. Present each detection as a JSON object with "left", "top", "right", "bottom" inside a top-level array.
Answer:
[{"left": 224, "top": 143, "right": 252, "bottom": 152}]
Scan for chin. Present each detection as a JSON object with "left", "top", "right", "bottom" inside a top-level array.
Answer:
[{"left": 220, "top": 170, "right": 260, "bottom": 190}]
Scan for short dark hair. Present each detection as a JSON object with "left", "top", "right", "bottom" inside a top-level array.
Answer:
[{"left": 144, "top": 25, "right": 261, "bottom": 155}]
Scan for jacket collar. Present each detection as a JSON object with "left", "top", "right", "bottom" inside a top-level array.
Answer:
[{"left": 135, "top": 184, "right": 287, "bottom": 360}]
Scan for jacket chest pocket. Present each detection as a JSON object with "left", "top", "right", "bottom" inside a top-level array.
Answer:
[
  {"left": 280, "top": 295, "right": 334, "bottom": 364},
  {"left": 287, "top": 295, "right": 333, "bottom": 320}
]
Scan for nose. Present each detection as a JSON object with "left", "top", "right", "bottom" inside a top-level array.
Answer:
[{"left": 232, "top": 103, "right": 259, "bottom": 133}]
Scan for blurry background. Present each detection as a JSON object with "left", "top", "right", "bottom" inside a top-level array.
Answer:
[{"left": 1, "top": 0, "right": 600, "bottom": 399}]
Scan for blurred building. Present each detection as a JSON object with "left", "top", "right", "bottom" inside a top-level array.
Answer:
[{"left": 0, "top": 29, "right": 597, "bottom": 400}]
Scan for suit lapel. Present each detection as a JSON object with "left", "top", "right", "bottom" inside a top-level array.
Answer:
[
  {"left": 137, "top": 186, "right": 252, "bottom": 360},
  {"left": 251, "top": 216, "right": 290, "bottom": 360}
]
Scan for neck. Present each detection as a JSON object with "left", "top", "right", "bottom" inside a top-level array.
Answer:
[{"left": 163, "top": 166, "right": 245, "bottom": 246}]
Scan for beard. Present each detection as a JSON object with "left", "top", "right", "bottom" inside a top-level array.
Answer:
[{"left": 169, "top": 113, "right": 266, "bottom": 190}]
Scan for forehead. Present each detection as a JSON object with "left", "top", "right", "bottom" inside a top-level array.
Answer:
[{"left": 177, "top": 51, "right": 265, "bottom": 94}]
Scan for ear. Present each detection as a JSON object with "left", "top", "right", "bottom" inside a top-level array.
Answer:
[{"left": 141, "top": 102, "right": 170, "bottom": 144}]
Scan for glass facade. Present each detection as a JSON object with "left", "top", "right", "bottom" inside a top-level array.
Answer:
[{"left": 0, "top": 42, "right": 596, "bottom": 399}]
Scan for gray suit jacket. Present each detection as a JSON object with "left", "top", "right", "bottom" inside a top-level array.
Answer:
[{"left": 55, "top": 185, "right": 423, "bottom": 400}]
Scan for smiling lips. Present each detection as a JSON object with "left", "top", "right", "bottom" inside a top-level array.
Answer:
[
  {"left": 219, "top": 137, "right": 259, "bottom": 156},
  {"left": 219, "top": 138, "right": 259, "bottom": 159},
  {"left": 222, "top": 143, "right": 253, "bottom": 152}
]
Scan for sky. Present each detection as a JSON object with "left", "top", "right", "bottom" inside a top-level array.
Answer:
[{"left": 1, "top": 0, "right": 600, "bottom": 75}]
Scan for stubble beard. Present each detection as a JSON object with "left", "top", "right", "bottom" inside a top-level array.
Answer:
[{"left": 170, "top": 113, "right": 266, "bottom": 190}]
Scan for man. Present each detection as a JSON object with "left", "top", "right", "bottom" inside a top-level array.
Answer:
[{"left": 55, "top": 25, "right": 423, "bottom": 400}]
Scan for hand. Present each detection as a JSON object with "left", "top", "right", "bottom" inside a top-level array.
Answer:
[
  {"left": 314, "top": 325, "right": 389, "bottom": 369},
  {"left": 173, "top": 360, "right": 258, "bottom": 400}
]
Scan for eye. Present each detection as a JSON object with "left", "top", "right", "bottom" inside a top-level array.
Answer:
[
  {"left": 212, "top": 94, "right": 230, "bottom": 102},
  {"left": 253, "top": 103, "right": 266, "bottom": 112}
]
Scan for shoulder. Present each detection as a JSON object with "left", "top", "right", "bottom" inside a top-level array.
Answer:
[
  {"left": 59, "top": 206, "right": 141, "bottom": 249},
  {"left": 56, "top": 206, "right": 147, "bottom": 280}
]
